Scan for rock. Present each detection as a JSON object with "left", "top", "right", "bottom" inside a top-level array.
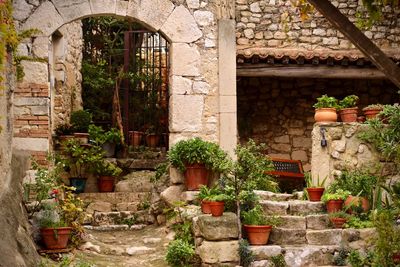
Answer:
[
  {"left": 115, "top": 171, "right": 154, "bottom": 192},
  {"left": 193, "top": 81, "right": 211, "bottom": 95},
  {"left": 143, "top": 237, "right": 162, "bottom": 244},
  {"left": 181, "top": 191, "right": 199, "bottom": 202},
  {"left": 269, "top": 228, "right": 306, "bottom": 245},
  {"left": 197, "top": 240, "right": 240, "bottom": 264},
  {"left": 169, "top": 94, "right": 204, "bottom": 132},
  {"left": 194, "top": 11, "right": 214, "bottom": 26},
  {"left": 288, "top": 200, "right": 325, "bottom": 215},
  {"left": 306, "top": 214, "right": 330, "bottom": 230},
  {"left": 125, "top": 246, "right": 155, "bottom": 256},
  {"left": 284, "top": 245, "right": 337, "bottom": 267},
  {"left": 307, "top": 229, "right": 343, "bottom": 245},
  {"left": 130, "top": 224, "right": 147, "bottom": 230},
  {"left": 160, "top": 185, "right": 185, "bottom": 206},
  {"left": 170, "top": 76, "right": 193, "bottom": 96},
  {"left": 86, "top": 201, "right": 113, "bottom": 214},
  {"left": 80, "top": 241, "right": 101, "bottom": 253},
  {"left": 250, "top": 245, "right": 282, "bottom": 260},
  {"left": 21, "top": 61, "right": 48, "bottom": 84},
  {"left": 193, "top": 212, "right": 239, "bottom": 240},
  {"left": 84, "top": 225, "right": 129, "bottom": 231},
  {"left": 271, "top": 216, "right": 306, "bottom": 230},
  {"left": 327, "top": 127, "right": 343, "bottom": 140},
  {"left": 250, "top": 260, "right": 272, "bottom": 267},
  {"left": 115, "top": 202, "right": 140, "bottom": 212},
  {"left": 169, "top": 166, "right": 185, "bottom": 184},
  {"left": 254, "top": 191, "right": 293, "bottom": 201},
  {"left": 260, "top": 200, "right": 288, "bottom": 215},
  {"left": 186, "top": 0, "right": 200, "bottom": 8}
]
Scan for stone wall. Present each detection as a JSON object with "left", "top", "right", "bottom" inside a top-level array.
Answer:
[
  {"left": 237, "top": 77, "right": 399, "bottom": 171},
  {"left": 236, "top": 0, "right": 400, "bottom": 49},
  {"left": 311, "top": 122, "right": 397, "bottom": 185}
]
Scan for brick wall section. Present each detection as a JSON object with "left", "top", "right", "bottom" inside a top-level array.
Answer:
[
  {"left": 14, "top": 83, "right": 49, "bottom": 98},
  {"left": 30, "top": 151, "right": 48, "bottom": 166}
]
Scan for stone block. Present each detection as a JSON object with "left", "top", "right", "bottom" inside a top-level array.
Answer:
[
  {"left": 52, "top": 0, "right": 92, "bottom": 23},
  {"left": 160, "top": 185, "right": 185, "bottom": 206},
  {"left": 250, "top": 245, "right": 282, "bottom": 260},
  {"left": 186, "top": 0, "right": 200, "bottom": 8},
  {"left": 89, "top": 0, "right": 116, "bottom": 15},
  {"left": 274, "top": 135, "right": 290, "bottom": 144},
  {"left": 193, "top": 212, "right": 238, "bottom": 240},
  {"left": 306, "top": 214, "right": 330, "bottom": 230},
  {"left": 291, "top": 150, "right": 308, "bottom": 162},
  {"left": 271, "top": 215, "right": 306, "bottom": 230},
  {"left": 85, "top": 201, "right": 113, "bottom": 214},
  {"left": 293, "top": 137, "right": 312, "bottom": 148},
  {"left": 170, "top": 76, "right": 193, "bottom": 95},
  {"left": 219, "top": 95, "right": 236, "bottom": 113},
  {"left": 13, "top": 137, "right": 49, "bottom": 152},
  {"left": 332, "top": 139, "right": 346, "bottom": 153},
  {"left": 22, "top": 1, "right": 64, "bottom": 36},
  {"left": 127, "top": 0, "right": 174, "bottom": 31},
  {"left": 306, "top": 229, "right": 343, "bottom": 245},
  {"left": 31, "top": 36, "right": 50, "bottom": 58},
  {"left": 170, "top": 43, "right": 201, "bottom": 76},
  {"left": 13, "top": 0, "right": 34, "bottom": 21},
  {"left": 254, "top": 191, "right": 293, "bottom": 201},
  {"left": 169, "top": 94, "right": 204, "bottom": 132},
  {"left": 115, "top": 202, "right": 139, "bottom": 212},
  {"left": 284, "top": 245, "right": 337, "bottom": 267},
  {"left": 288, "top": 200, "right": 325, "bottom": 215},
  {"left": 194, "top": 10, "right": 214, "bottom": 26},
  {"left": 193, "top": 81, "right": 211, "bottom": 95},
  {"left": 269, "top": 228, "right": 307, "bottom": 245},
  {"left": 181, "top": 191, "right": 199, "bottom": 202},
  {"left": 170, "top": 166, "right": 185, "bottom": 184},
  {"left": 260, "top": 200, "right": 288, "bottom": 215},
  {"left": 79, "top": 192, "right": 145, "bottom": 205},
  {"left": 21, "top": 61, "right": 48, "bottom": 84},
  {"left": 115, "top": 0, "right": 128, "bottom": 17},
  {"left": 115, "top": 170, "right": 154, "bottom": 192},
  {"left": 197, "top": 240, "right": 239, "bottom": 264},
  {"left": 161, "top": 5, "right": 202, "bottom": 43}
]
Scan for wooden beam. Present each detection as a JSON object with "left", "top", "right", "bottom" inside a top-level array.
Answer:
[
  {"left": 306, "top": 0, "right": 400, "bottom": 89},
  {"left": 236, "top": 65, "right": 387, "bottom": 79}
]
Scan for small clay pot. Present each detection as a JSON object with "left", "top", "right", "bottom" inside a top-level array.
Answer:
[
  {"left": 314, "top": 108, "right": 337, "bottom": 123},
  {"left": 98, "top": 175, "right": 115, "bottom": 192},
  {"left": 201, "top": 200, "right": 212, "bottom": 214},
  {"left": 330, "top": 217, "right": 347, "bottom": 229},
  {"left": 209, "top": 201, "right": 224, "bottom": 217},
  {"left": 344, "top": 196, "right": 369, "bottom": 214},
  {"left": 363, "top": 108, "right": 383, "bottom": 120},
  {"left": 339, "top": 107, "right": 358, "bottom": 122},
  {"left": 307, "top": 187, "right": 325, "bottom": 202},
  {"left": 243, "top": 225, "right": 272, "bottom": 245},
  {"left": 326, "top": 200, "right": 344, "bottom": 213},
  {"left": 184, "top": 163, "right": 208, "bottom": 191},
  {"left": 40, "top": 227, "right": 72, "bottom": 249}
]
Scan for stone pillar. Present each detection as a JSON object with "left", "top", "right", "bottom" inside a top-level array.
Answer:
[{"left": 218, "top": 19, "right": 237, "bottom": 158}]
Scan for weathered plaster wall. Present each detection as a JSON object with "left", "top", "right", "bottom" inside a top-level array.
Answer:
[
  {"left": 237, "top": 77, "right": 398, "bottom": 170},
  {"left": 236, "top": 0, "right": 400, "bottom": 49},
  {"left": 311, "top": 122, "right": 397, "bottom": 185}
]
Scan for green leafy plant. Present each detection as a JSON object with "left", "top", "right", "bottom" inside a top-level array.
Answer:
[
  {"left": 305, "top": 172, "right": 327, "bottom": 188},
  {"left": 333, "top": 247, "right": 349, "bottom": 266},
  {"left": 313, "top": 94, "right": 339, "bottom": 109},
  {"left": 363, "top": 104, "right": 384, "bottom": 111},
  {"left": 347, "top": 250, "right": 374, "bottom": 267},
  {"left": 269, "top": 254, "right": 287, "bottom": 267},
  {"left": 198, "top": 185, "right": 226, "bottom": 202},
  {"left": 168, "top": 137, "right": 231, "bottom": 173},
  {"left": 242, "top": 205, "right": 281, "bottom": 226},
  {"left": 55, "top": 123, "right": 74, "bottom": 136},
  {"left": 165, "top": 239, "right": 195, "bottom": 267},
  {"left": 321, "top": 189, "right": 351, "bottom": 203},
  {"left": 344, "top": 215, "right": 374, "bottom": 229},
  {"left": 70, "top": 110, "right": 93, "bottom": 133},
  {"left": 92, "top": 159, "right": 122, "bottom": 177},
  {"left": 339, "top": 95, "right": 359, "bottom": 109},
  {"left": 239, "top": 239, "right": 255, "bottom": 267},
  {"left": 88, "top": 125, "right": 122, "bottom": 146},
  {"left": 328, "top": 211, "right": 350, "bottom": 220}
]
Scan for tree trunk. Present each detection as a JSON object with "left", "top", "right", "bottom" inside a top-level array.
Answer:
[
  {"left": 306, "top": 0, "right": 400, "bottom": 89},
  {"left": 236, "top": 199, "right": 242, "bottom": 239}
]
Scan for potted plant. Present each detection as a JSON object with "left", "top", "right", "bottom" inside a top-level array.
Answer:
[
  {"left": 362, "top": 104, "right": 384, "bottom": 120},
  {"left": 61, "top": 139, "right": 103, "bottom": 193},
  {"left": 344, "top": 195, "right": 370, "bottom": 214},
  {"left": 198, "top": 185, "right": 220, "bottom": 214},
  {"left": 338, "top": 95, "right": 359, "bottom": 122},
  {"left": 129, "top": 130, "right": 143, "bottom": 147},
  {"left": 305, "top": 172, "right": 327, "bottom": 202},
  {"left": 313, "top": 95, "right": 338, "bottom": 123},
  {"left": 329, "top": 211, "right": 350, "bottom": 229},
  {"left": 70, "top": 110, "right": 93, "bottom": 143},
  {"left": 145, "top": 126, "right": 160, "bottom": 148},
  {"left": 242, "top": 205, "right": 281, "bottom": 245},
  {"left": 168, "top": 138, "right": 231, "bottom": 191},
  {"left": 321, "top": 189, "right": 351, "bottom": 213},
  {"left": 88, "top": 125, "right": 122, "bottom": 157},
  {"left": 205, "top": 193, "right": 226, "bottom": 217},
  {"left": 92, "top": 159, "right": 122, "bottom": 192}
]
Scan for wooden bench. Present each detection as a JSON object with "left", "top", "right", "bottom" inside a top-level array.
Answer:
[{"left": 267, "top": 158, "right": 305, "bottom": 192}]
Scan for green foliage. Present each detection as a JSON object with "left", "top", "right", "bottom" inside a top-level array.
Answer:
[
  {"left": 269, "top": 254, "right": 287, "bottom": 267},
  {"left": 239, "top": 239, "right": 255, "bottom": 267},
  {"left": 321, "top": 189, "right": 351, "bottom": 203},
  {"left": 92, "top": 159, "right": 122, "bottom": 176},
  {"left": 328, "top": 169, "right": 377, "bottom": 201},
  {"left": 344, "top": 215, "right": 374, "bottom": 229},
  {"left": 70, "top": 110, "right": 93, "bottom": 133},
  {"left": 55, "top": 123, "right": 74, "bottom": 136},
  {"left": 165, "top": 239, "right": 195, "bottom": 267},
  {"left": 363, "top": 104, "right": 384, "bottom": 111},
  {"left": 242, "top": 205, "right": 281, "bottom": 226},
  {"left": 172, "top": 221, "right": 194, "bottom": 244},
  {"left": 168, "top": 137, "right": 231, "bottom": 173},
  {"left": 117, "top": 215, "right": 137, "bottom": 227},
  {"left": 152, "top": 162, "right": 168, "bottom": 182},
  {"left": 313, "top": 95, "right": 339, "bottom": 109},
  {"left": 88, "top": 125, "right": 122, "bottom": 145},
  {"left": 305, "top": 172, "right": 328, "bottom": 188},
  {"left": 333, "top": 247, "right": 349, "bottom": 266},
  {"left": 347, "top": 250, "right": 374, "bottom": 267},
  {"left": 198, "top": 185, "right": 226, "bottom": 202},
  {"left": 339, "top": 95, "right": 359, "bottom": 109}
]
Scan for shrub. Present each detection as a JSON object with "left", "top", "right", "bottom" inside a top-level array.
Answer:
[
  {"left": 339, "top": 95, "right": 359, "bottom": 109},
  {"left": 321, "top": 189, "right": 351, "bottom": 203},
  {"left": 313, "top": 95, "right": 339, "bottom": 109},
  {"left": 70, "top": 110, "right": 93, "bottom": 133},
  {"left": 165, "top": 239, "right": 195, "bottom": 267}
]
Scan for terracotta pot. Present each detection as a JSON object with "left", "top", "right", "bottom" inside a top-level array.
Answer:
[
  {"left": 243, "top": 225, "right": 272, "bottom": 245},
  {"left": 40, "top": 227, "right": 72, "bottom": 249},
  {"left": 314, "top": 108, "right": 337, "bottom": 123},
  {"left": 73, "top": 132, "right": 89, "bottom": 144},
  {"left": 363, "top": 108, "right": 383, "bottom": 120},
  {"left": 344, "top": 196, "right": 370, "bottom": 214},
  {"left": 307, "top": 187, "right": 325, "bottom": 202},
  {"left": 330, "top": 217, "right": 347, "bottom": 229},
  {"left": 184, "top": 163, "right": 208, "bottom": 191},
  {"left": 326, "top": 200, "right": 344, "bottom": 213},
  {"left": 145, "top": 134, "right": 160, "bottom": 148},
  {"left": 209, "top": 201, "right": 224, "bottom": 217},
  {"left": 129, "top": 131, "right": 143, "bottom": 147},
  {"left": 393, "top": 252, "right": 400, "bottom": 264},
  {"left": 98, "top": 176, "right": 115, "bottom": 192},
  {"left": 201, "top": 200, "right": 212, "bottom": 214},
  {"left": 339, "top": 107, "right": 358, "bottom": 122}
]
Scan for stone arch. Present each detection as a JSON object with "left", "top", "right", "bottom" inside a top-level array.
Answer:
[{"left": 18, "top": 0, "right": 210, "bottom": 147}]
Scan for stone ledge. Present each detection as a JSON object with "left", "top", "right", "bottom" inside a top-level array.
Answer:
[{"left": 193, "top": 212, "right": 239, "bottom": 241}]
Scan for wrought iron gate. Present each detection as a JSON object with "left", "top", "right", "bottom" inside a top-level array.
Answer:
[{"left": 121, "top": 30, "right": 169, "bottom": 147}]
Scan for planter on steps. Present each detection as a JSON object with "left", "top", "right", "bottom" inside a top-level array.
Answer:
[
  {"left": 330, "top": 217, "right": 347, "bottom": 229},
  {"left": 243, "top": 225, "right": 272, "bottom": 245},
  {"left": 184, "top": 163, "right": 208, "bottom": 191},
  {"left": 344, "top": 196, "right": 369, "bottom": 214},
  {"left": 98, "top": 175, "right": 115, "bottom": 192},
  {"left": 326, "top": 200, "right": 344, "bottom": 213},
  {"left": 307, "top": 187, "right": 325, "bottom": 202},
  {"left": 339, "top": 107, "right": 358, "bottom": 122},
  {"left": 201, "top": 200, "right": 211, "bottom": 214},
  {"left": 209, "top": 201, "right": 224, "bottom": 217},
  {"left": 40, "top": 227, "right": 72, "bottom": 249}
]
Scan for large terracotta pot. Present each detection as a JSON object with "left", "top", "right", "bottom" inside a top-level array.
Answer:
[
  {"left": 314, "top": 108, "right": 337, "bottom": 123},
  {"left": 98, "top": 175, "right": 115, "bottom": 192},
  {"left": 307, "top": 187, "right": 325, "bottom": 202},
  {"left": 344, "top": 196, "right": 370, "bottom": 214},
  {"left": 339, "top": 108, "right": 358, "bottom": 122},
  {"left": 201, "top": 200, "right": 211, "bottom": 214},
  {"left": 184, "top": 163, "right": 208, "bottom": 191},
  {"left": 326, "top": 200, "right": 344, "bottom": 213},
  {"left": 363, "top": 108, "right": 383, "bottom": 120},
  {"left": 209, "top": 201, "right": 224, "bottom": 217},
  {"left": 145, "top": 134, "right": 160, "bottom": 148},
  {"left": 40, "top": 227, "right": 72, "bottom": 249},
  {"left": 330, "top": 217, "right": 347, "bottom": 229},
  {"left": 243, "top": 225, "right": 272, "bottom": 245},
  {"left": 129, "top": 131, "right": 143, "bottom": 147},
  {"left": 73, "top": 132, "right": 89, "bottom": 144}
]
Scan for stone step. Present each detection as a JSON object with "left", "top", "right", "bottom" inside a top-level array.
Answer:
[
  {"left": 79, "top": 192, "right": 149, "bottom": 205},
  {"left": 266, "top": 214, "right": 330, "bottom": 230},
  {"left": 84, "top": 224, "right": 147, "bottom": 231},
  {"left": 249, "top": 245, "right": 339, "bottom": 267},
  {"left": 255, "top": 190, "right": 297, "bottom": 201},
  {"left": 90, "top": 210, "right": 156, "bottom": 226},
  {"left": 260, "top": 200, "right": 325, "bottom": 216},
  {"left": 269, "top": 228, "right": 345, "bottom": 246},
  {"left": 117, "top": 157, "right": 166, "bottom": 170}
]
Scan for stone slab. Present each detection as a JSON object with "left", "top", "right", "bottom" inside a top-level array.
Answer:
[
  {"left": 270, "top": 215, "right": 306, "bottom": 230},
  {"left": 79, "top": 192, "right": 146, "bottom": 205},
  {"left": 283, "top": 245, "right": 338, "bottom": 267},
  {"left": 288, "top": 200, "right": 325, "bottom": 215},
  {"left": 306, "top": 214, "right": 330, "bottom": 230},
  {"left": 249, "top": 245, "right": 282, "bottom": 260},
  {"left": 197, "top": 240, "right": 239, "bottom": 264},
  {"left": 260, "top": 200, "right": 288, "bottom": 215},
  {"left": 193, "top": 212, "right": 238, "bottom": 240},
  {"left": 269, "top": 228, "right": 306, "bottom": 245},
  {"left": 306, "top": 229, "right": 343, "bottom": 246},
  {"left": 255, "top": 190, "right": 294, "bottom": 201}
]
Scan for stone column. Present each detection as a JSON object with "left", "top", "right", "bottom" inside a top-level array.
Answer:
[{"left": 218, "top": 19, "right": 237, "bottom": 158}]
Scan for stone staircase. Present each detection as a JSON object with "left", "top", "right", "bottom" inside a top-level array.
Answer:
[{"left": 248, "top": 190, "right": 375, "bottom": 267}]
